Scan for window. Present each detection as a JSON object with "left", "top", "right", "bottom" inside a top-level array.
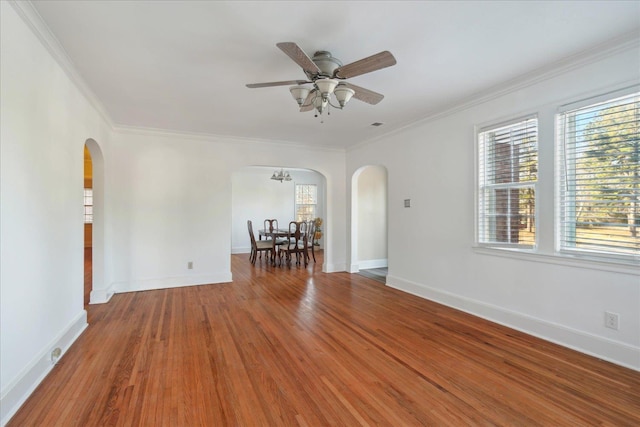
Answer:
[
  {"left": 478, "top": 117, "right": 538, "bottom": 248},
  {"left": 295, "top": 184, "right": 317, "bottom": 222},
  {"left": 84, "top": 188, "right": 93, "bottom": 223},
  {"left": 557, "top": 91, "right": 639, "bottom": 259}
]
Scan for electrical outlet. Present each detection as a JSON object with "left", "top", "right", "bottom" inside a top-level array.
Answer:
[
  {"left": 51, "top": 347, "right": 62, "bottom": 364},
  {"left": 187, "top": 261, "right": 193, "bottom": 269},
  {"left": 604, "top": 311, "right": 619, "bottom": 330}
]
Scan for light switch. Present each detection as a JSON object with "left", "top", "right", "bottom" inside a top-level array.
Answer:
[{"left": 404, "top": 199, "right": 411, "bottom": 208}]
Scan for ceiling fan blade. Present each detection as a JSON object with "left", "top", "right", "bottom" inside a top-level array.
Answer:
[
  {"left": 333, "top": 51, "right": 396, "bottom": 79},
  {"left": 344, "top": 82, "right": 384, "bottom": 105},
  {"left": 246, "top": 80, "right": 310, "bottom": 88},
  {"left": 300, "top": 89, "right": 316, "bottom": 112},
  {"left": 276, "top": 42, "right": 321, "bottom": 75}
]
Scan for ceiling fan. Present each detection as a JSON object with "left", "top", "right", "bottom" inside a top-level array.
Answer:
[{"left": 246, "top": 42, "right": 396, "bottom": 117}]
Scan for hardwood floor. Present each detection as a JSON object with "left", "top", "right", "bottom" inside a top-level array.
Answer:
[
  {"left": 9, "top": 251, "right": 640, "bottom": 426},
  {"left": 84, "top": 247, "right": 92, "bottom": 307}
]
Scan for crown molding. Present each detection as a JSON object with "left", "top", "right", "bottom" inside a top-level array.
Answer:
[
  {"left": 349, "top": 30, "right": 640, "bottom": 152},
  {"left": 11, "top": 0, "right": 638, "bottom": 153},
  {"left": 8, "top": 0, "right": 115, "bottom": 129},
  {"left": 113, "top": 124, "right": 346, "bottom": 154},
  {"left": 8, "top": 0, "right": 342, "bottom": 153}
]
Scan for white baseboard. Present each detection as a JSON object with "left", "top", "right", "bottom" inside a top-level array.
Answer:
[
  {"left": 89, "top": 284, "right": 115, "bottom": 304},
  {"left": 232, "top": 246, "right": 250, "bottom": 255},
  {"left": 350, "top": 259, "right": 388, "bottom": 272},
  {"left": 357, "top": 258, "right": 388, "bottom": 270},
  {"left": 324, "top": 262, "right": 347, "bottom": 273},
  {"left": 386, "top": 274, "right": 640, "bottom": 372},
  {"left": 1, "top": 310, "right": 88, "bottom": 426},
  {"left": 113, "top": 272, "right": 233, "bottom": 294}
]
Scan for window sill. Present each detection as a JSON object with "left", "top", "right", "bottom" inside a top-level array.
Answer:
[{"left": 472, "top": 246, "right": 640, "bottom": 276}]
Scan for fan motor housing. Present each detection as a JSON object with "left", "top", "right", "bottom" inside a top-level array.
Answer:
[{"left": 312, "top": 51, "right": 343, "bottom": 77}]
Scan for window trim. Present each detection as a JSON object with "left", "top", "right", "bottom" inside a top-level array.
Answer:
[
  {"left": 471, "top": 85, "right": 639, "bottom": 273},
  {"left": 295, "top": 183, "right": 317, "bottom": 222},
  {"left": 555, "top": 86, "right": 640, "bottom": 264},
  {"left": 472, "top": 245, "right": 640, "bottom": 276},
  {"left": 476, "top": 114, "right": 539, "bottom": 250}
]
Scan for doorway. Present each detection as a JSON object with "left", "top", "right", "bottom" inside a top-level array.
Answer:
[
  {"left": 351, "top": 165, "right": 388, "bottom": 279},
  {"left": 83, "top": 145, "right": 93, "bottom": 305},
  {"left": 83, "top": 139, "right": 104, "bottom": 305},
  {"left": 230, "top": 166, "right": 327, "bottom": 267}
]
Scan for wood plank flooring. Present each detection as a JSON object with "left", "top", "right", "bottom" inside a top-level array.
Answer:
[
  {"left": 8, "top": 251, "right": 640, "bottom": 426},
  {"left": 84, "top": 247, "right": 92, "bottom": 307}
]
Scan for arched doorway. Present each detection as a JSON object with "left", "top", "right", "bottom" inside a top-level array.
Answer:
[
  {"left": 230, "top": 166, "right": 328, "bottom": 270},
  {"left": 84, "top": 139, "right": 104, "bottom": 304},
  {"left": 350, "top": 165, "right": 388, "bottom": 281},
  {"left": 83, "top": 145, "right": 92, "bottom": 306}
]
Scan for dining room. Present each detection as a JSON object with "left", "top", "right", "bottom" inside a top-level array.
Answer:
[{"left": 231, "top": 166, "right": 326, "bottom": 267}]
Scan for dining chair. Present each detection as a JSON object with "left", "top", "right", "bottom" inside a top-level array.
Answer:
[
  {"left": 303, "top": 219, "right": 316, "bottom": 263},
  {"left": 264, "top": 219, "right": 288, "bottom": 245},
  {"left": 279, "top": 221, "right": 307, "bottom": 267},
  {"left": 263, "top": 218, "right": 287, "bottom": 262},
  {"left": 247, "top": 220, "right": 275, "bottom": 265}
]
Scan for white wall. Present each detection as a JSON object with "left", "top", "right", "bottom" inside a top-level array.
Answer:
[
  {"left": 104, "top": 131, "right": 345, "bottom": 295},
  {"left": 347, "top": 42, "right": 640, "bottom": 370},
  {"left": 1, "top": 3, "right": 347, "bottom": 422},
  {"left": 231, "top": 168, "right": 325, "bottom": 254},
  {"left": 2, "top": 2, "right": 638, "bottom": 424},
  {"left": 356, "top": 166, "right": 388, "bottom": 268},
  {"left": 0, "top": 3, "right": 111, "bottom": 423}
]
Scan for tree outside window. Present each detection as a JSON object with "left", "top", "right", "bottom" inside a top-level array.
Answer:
[{"left": 558, "top": 92, "right": 639, "bottom": 257}]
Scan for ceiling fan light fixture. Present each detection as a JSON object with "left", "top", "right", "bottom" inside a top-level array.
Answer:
[
  {"left": 315, "top": 78, "right": 339, "bottom": 98},
  {"left": 247, "top": 43, "right": 396, "bottom": 119},
  {"left": 313, "top": 95, "right": 328, "bottom": 114},
  {"left": 289, "top": 85, "right": 310, "bottom": 106},
  {"left": 334, "top": 85, "right": 355, "bottom": 107}
]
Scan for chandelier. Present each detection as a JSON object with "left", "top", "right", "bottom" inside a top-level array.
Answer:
[
  {"left": 289, "top": 79, "right": 355, "bottom": 118},
  {"left": 271, "top": 169, "right": 292, "bottom": 183}
]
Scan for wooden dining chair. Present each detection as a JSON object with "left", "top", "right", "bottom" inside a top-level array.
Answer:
[
  {"left": 279, "top": 221, "right": 307, "bottom": 267},
  {"left": 247, "top": 220, "right": 274, "bottom": 265},
  {"left": 264, "top": 219, "right": 288, "bottom": 246},
  {"left": 303, "top": 219, "right": 316, "bottom": 263}
]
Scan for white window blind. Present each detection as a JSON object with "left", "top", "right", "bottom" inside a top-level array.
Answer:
[
  {"left": 295, "top": 184, "right": 317, "bottom": 222},
  {"left": 478, "top": 117, "right": 538, "bottom": 248},
  {"left": 557, "top": 91, "right": 640, "bottom": 259}
]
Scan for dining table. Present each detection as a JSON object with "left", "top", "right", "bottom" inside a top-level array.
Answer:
[
  {"left": 258, "top": 228, "right": 293, "bottom": 240},
  {"left": 258, "top": 226, "right": 314, "bottom": 267}
]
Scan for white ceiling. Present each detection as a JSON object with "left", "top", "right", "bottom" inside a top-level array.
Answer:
[{"left": 31, "top": 0, "right": 640, "bottom": 149}]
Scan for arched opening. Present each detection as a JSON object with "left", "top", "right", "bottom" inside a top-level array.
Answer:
[
  {"left": 84, "top": 139, "right": 106, "bottom": 304},
  {"left": 230, "top": 166, "right": 328, "bottom": 270},
  {"left": 83, "top": 145, "right": 92, "bottom": 306},
  {"left": 350, "top": 165, "right": 388, "bottom": 281}
]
